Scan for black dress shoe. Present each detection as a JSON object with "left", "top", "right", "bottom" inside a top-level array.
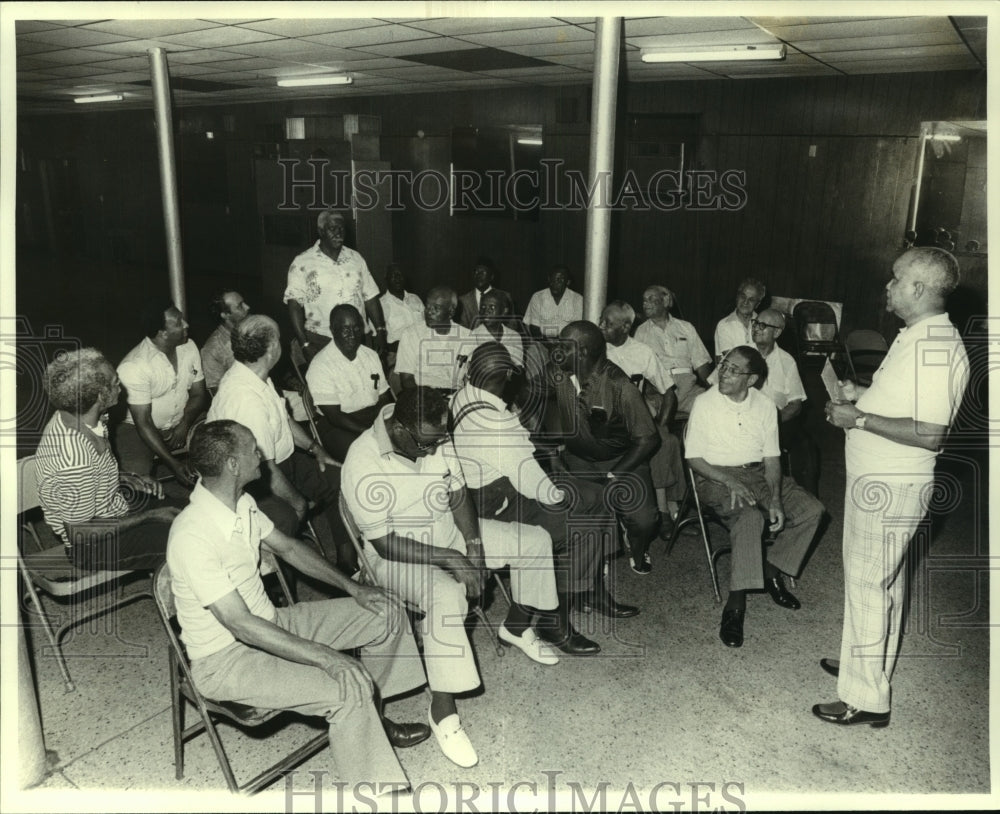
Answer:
[
  {"left": 536, "top": 626, "right": 601, "bottom": 655},
  {"left": 820, "top": 658, "right": 840, "bottom": 677},
  {"left": 764, "top": 575, "right": 801, "bottom": 610},
  {"left": 383, "top": 718, "right": 432, "bottom": 748},
  {"left": 719, "top": 608, "right": 745, "bottom": 648},
  {"left": 579, "top": 591, "right": 640, "bottom": 618},
  {"left": 811, "top": 701, "right": 889, "bottom": 728}
]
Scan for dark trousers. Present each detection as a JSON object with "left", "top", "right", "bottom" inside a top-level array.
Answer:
[
  {"left": 779, "top": 415, "right": 820, "bottom": 497},
  {"left": 64, "top": 494, "right": 188, "bottom": 572},
  {"left": 467, "top": 476, "right": 615, "bottom": 594}
]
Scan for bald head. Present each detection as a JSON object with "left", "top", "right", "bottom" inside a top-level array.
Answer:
[{"left": 467, "top": 343, "right": 516, "bottom": 389}]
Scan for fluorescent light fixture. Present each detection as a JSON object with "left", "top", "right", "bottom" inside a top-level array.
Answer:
[
  {"left": 73, "top": 93, "right": 124, "bottom": 104},
  {"left": 928, "top": 134, "right": 961, "bottom": 142},
  {"left": 517, "top": 137, "right": 543, "bottom": 146},
  {"left": 277, "top": 75, "right": 352, "bottom": 88},
  {"left": 641, "top": 45, "right": 786, "bottom": 63}
]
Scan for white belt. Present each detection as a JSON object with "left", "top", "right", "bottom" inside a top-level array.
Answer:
[{"left": 670, "top": 367, "right": 693, "bottom": 375}]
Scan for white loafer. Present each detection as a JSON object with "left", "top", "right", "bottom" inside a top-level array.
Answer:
[
  {"left": 498, "top": 624, "right": 560, "bottom": 665},
  {"left": 428, "top": 710, "right": 478, "bottom": 768}
]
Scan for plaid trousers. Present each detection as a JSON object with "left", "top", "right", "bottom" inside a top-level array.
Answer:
[{"left": 837, "top": 471, "right": 931, "bottom": 713}]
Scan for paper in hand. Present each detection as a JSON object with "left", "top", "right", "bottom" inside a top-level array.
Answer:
[{"left": 821, "top": 359, "right": 847, "bottom": 402}]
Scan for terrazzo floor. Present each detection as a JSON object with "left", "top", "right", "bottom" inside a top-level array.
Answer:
[{"left": 12, "top": 396, "right": 992, "bottom": 812}]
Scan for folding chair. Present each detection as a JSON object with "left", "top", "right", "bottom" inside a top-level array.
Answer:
[
  {"left": 288, "top": 341, "right": 326, "bottom": 450},
  {"left": 17, "top": 455, "right": 154, "bottom": 693},
  {"left": 844, "top": 328, "right": 888, "bottom": 387},
  {"left": 153, "top": 551, "right": 327, "bottom": 795},
  {"left": 338, "top": 493, "right": 511, "bottom": 657},
  {"left": 791, "top": 300, "right": 844, "bottom": 362}
]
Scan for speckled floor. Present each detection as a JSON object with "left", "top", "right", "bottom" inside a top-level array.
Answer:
[{"left": 14, "top": 388, "right": 991, "bottom": 812}]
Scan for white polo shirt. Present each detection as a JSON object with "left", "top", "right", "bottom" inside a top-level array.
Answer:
[
  {"left": 714, "top": 310, "right": 756, "bottom": 358},
  {"left": 167, "top": 483, "right": 276, "bottom": 661},
  {"left": 394, "top": 322, "right": 476, "bottom": 391},
  {"left": 306, "top": 342, "right": 388, "bottom": 413},
  {"left": 380, "top": 290, "right": 424, "bottom": 345},
  {"left": 685, "top": 385, "right": 780, "bottom": 466},
  {"left": 208, "top": 362, "right": 294, "bottom": 464},
  {"left": 469, "top": 323, "right": 524, "bottom": 368},
  {"left": 523, "top": 287, "right": 583, "bottom": 338},
  {"left": 118, "top": 337, "right": 204, "bottom": 430},
  {"left": 342, "top": 405, "right": 466, "bottom": 553},
  {"left": 634, "top": 317, "right": 712, "bottom": 374},
  {"left": 606, "top": 335, "right": 675, "bottom": 394}
]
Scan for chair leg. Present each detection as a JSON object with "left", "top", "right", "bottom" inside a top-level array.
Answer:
[
  {"left": 169, "top": 652, "right": 185, "bottom": 780},
  {"left": 664, "top": 482, "right": 696, "bottom": 556},
  {"left": 197, "top": 706, "right": 241, "bottom": 793},
  {"left": 19, "top": 559, "right": 75, "bottom": 693},
  {"left": 696, "top": 509, "right": 724, "bottom": 604}
]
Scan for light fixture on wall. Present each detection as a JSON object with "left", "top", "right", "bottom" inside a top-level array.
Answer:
[
  {"left": 928, "top": 134, "right": 962, "bottom": 142},
  {"left": 516, "top": 137, "right": 543, "bottom": 146},
  {"left": 641, "top": 45, "right": 786, "bottom": 63},
  {"left": 73, "top": 93, "right": 124, "bottom": 104},
  {"left": 276, "top": 75, "right": 353, "bottom": 88}
]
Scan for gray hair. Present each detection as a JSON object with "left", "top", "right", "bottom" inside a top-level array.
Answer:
[
  {"left": 232, "top": 315, "right": 279, "bottom": 363},
  {"left": 601, "top": 299, "right": 636, "bottom": 327},
  {"left": 903, "top": 247, "right": 960, "bottom": 298},
  {"left": 44, "top": 348, "right": 115, "bottom": 413}
]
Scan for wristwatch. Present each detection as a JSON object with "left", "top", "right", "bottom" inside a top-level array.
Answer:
[{"left": 854, "top": 412, "right": 868, "bottom": 430}]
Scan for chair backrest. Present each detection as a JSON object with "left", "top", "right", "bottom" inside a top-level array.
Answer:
[
  {"left": 792, "top": 300, "right": 839, "bottom": 342},
  {"left": 845, "top": 329, "right": 888, "bottom": 353},
  {"left": 337, "top": 492, "right": 379, "bottom": 586},
  {"left": 18, "top": 455, "right": 40, "bottom": 515}
]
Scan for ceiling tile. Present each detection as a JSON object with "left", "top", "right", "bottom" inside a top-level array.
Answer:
[
  {"left": 15, "top": 21, "right": 68, "bottom": 34},
  {"left": 82, "top": 56, "right": 154, "bottom": 72},
  {"left": 623, "top": 17, "right": 764, "bottom": 36},
  {"left": 836, "top": 56, "right": 979, "bottom": 74},
  {"left": 301, "top": 24, "right": 438, "bottom": 48},
  {"left": 156, "top": 26, "right": 285, "bottom": 48},
  {"left": 793, "top": 32, "right": 962, "bottom": 54},
  {"left": 42, "top": 63, "right": 119, "bottom": 78},
  {"left": 81, "top": 39, "right": 200, "bottom": 55},
  {"left": 459, "top": 25, "right": 595, "bottom": 48},
  {"left": 948, "top": 16, "right": 986, "bottom": 30},
  {"left": 185, "top": 57, "right": 278, "bottom": 72},
  {"left": 18, "top": 28, "right": 131, "bottom": 48},
  {"left": 348, "top": 37, "right": 479, "bottom": 57},
  {"left": 820, "top": 43, "right": 974, "bottom": 62},
  {"left": 77, "top": 70, "right": 158, "bottom": 84},
  {"left": 79, "top": 19, "right": 222, "bottom": 37},
  {"left": 252, "top": 63, "right": 351, "bottom": 77},
  {"left": 319, "top": 57, "right": 417, "bottom": 71},
  {"left": 501, "top": 41, "right": 597, "bottom": 57},
  {"left": 630, "top": 29, "right": 782, "bottom": 50},
  {"left": 238, "top": 18, "right": 390, "bottom": 37},
  {"left": 757, "top": 17, "right": 954, "bottom": 40},
  {"left": 150, "top": 48, "right": 252, "bottom": 64},
  {"left": 402, "top": 18, "right": 561, "bottom": 36},
  {"left": 18, "top": 48, "right": 117, "bottom": 66}
]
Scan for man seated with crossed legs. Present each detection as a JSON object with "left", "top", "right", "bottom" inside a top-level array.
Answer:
[
  {"left": 341, "top": 387, "right": 559, "bottom": 768},
  {"left": 685, "top": 346, "right": 825, "bottom": 649}
]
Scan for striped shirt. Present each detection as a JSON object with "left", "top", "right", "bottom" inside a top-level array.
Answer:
[{"left": 35, "top": 411, "right": 130, "bottom": 543}]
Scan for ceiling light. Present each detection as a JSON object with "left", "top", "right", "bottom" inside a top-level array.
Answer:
[
  {"left": 277, "top": 75, "right": 353, "bottom": 88},
  {"left": 641, "top": 45, "right": 786, "bottom": 63},
  {"left": 928, "top": 134, "right": 961, "bottom": 142},
  {"left": 517, "top": 137, "right": 543, "bottom": 146},
  {"left": 73, "top": 93, "right": 124, "bottom": 104}
]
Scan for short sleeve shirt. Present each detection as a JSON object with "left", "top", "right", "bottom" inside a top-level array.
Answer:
[
  {"left": 554, "top": 358, "right": 658, "bottom": 462},
  {"left": 207, "top": 362, "right": 294, "bottom": 464},
  {"left": 380, "top": 290, "right": 424, "bottom": 345},
  {"left": 847, "top": 313, "right": 969, "bottom": 476},
  {"left": 605, "top": 336, "right": 675, "bottom": 394},
  {"left": 714, "top": 311, "right": 755, "bottom": 358},
  {"left": 394, "top": 322, "right": 476, "bottom": 391},
  {"left": 200, "top": 325, "right": 234, "bottom": 392},
  {"left": 684, "top": 386, "right": 780, "bottom": 466},
  {"left": 524, "top": 288, "right": 584, "bottom": 337},
  {"left": 283, "top": 242, "right": 379, "bottom": 338},
  {"left": 634, "top": 317, "right": 712, "bottom": 373},
  {"left": 167, "top": 484, "right": 276, "bottom": 661},
  {"left": 306, "top": 342, "right": 388, "bottom": 413},
  {"left": 469, "top": 324, "right": 524, "bottom": 368},
  {"left": 341, "top": 406, "right": 466, "bottom": 551},
  {"left": 118, "top": 337, "right": 204, "bottom": 430}
]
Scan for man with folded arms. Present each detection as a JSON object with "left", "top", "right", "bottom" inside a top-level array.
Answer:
[
  {"left": 451, "top": 343, "right": 611, "bottom": 655},
  {"left": 686, "top": 346, "right": 824, "bottom": 648},
  {"left": 168, "top": 420, "right": 429, "bottom": 793},
  {"left": 306, "top": 304, "right": 393, "bottom": 461},
  {"left": 342, "top": 387, "right": 559, "bottom": 768}
]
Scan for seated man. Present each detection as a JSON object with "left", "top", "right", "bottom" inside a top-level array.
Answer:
[
  {"left": 455, "top": 256, "right": 513, "bottom": 330},
  {"left": 634, "top": 285, "right": 713, "bottom": 414},
  {"left": 342, "top": 387, "right": 559, "bottom": 768},
  {"left": 115, "top": 302, "right": 209, "bottom": 486},
  {"left": 394, "top": 286, "right": 476, "bottom": 396},
  {"left": 714, "top": 278, "right": 766, "bottom": 360},
  {"left": 751, "top": 308, "right": 819, "bottom": 495},
  {"left": 550, "top": 320, "right": 661, "bottom": 581},
  {"left": 379, "top": 262, "right": 424, "bottom": 369},
  {"left": 208, "top": 315, "right": 352, "bottom": 569},
  {"left": 36, "top": 348, "right": 184, "bottom": 571},
  {"left": 469, "top": 289, "right": 524, "bottom": 369},
  {"left": 168, "top": 420, "right": 429, "bottom": 793},
  {"left": 686, "top": 346, "right": 825, "bottom": 649},
  {"left": 451, "top": 344, "right": 618, "bottom": 655},
  {"left": 523, "top": 264, "right": 583, "bottom": 339},
  {"left": 600, "top": 300, "right": 684, "bottom": 525},
  {"left": 201, "top": 289, "right": 250, "bottom": 394},
  {"left": 306, "top": 304, "right": 393, "bottom": 461}
]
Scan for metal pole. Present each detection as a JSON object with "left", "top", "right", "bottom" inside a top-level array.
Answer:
[
  {"left": 583, "top": 17, "right": 622, "bottom": 324},
  {"left": 148, "top": 47, "right": 185, "bottom": 311},
  {"left": 909, "top": 130, "right": 928, "bottom": 234}
]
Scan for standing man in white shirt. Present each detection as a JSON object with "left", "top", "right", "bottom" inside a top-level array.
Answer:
[
  {"left": 284, "top": 210, "right": 388, "bottom": 363},
  {"left": 714, "top": 278, "right": 766, "bottom": 360},
  {"left": 307, "top": 304, "right": 393, "bottom": 461},
  {"left": 394, "top": 287, "right": 476, "bottom": 395},
  {"left": 686, "top": 346, "right": 824, "bottom": 649},
  {"left": 634, "top": 285, "right": 713, "bottom": 415},
  {"left": 116, "top": 302, "right": 208, "bottom": 486},
  {"left": 815, "top": 247, "right": 969, "bottom": 728},
  {"left": 379, "top": 263, "right": 424, "bottom": 364},
  {"left": 523, "top": 264, "right": 583, "bottom": 339}
]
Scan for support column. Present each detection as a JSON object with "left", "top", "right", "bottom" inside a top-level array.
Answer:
[
  {"left": 582, "top": 17, "right": 622, "bottom": 324},
  {"left": 148, "top": 47, "right": 185, "bottom": 312}
]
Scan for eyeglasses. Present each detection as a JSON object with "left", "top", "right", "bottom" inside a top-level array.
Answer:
[
  {"left": 718, "top": 361, "right": 751, "bottom": 377},
  {"left": 751, "top": 319, "right": 781, "bottom": 331},
  {"left": 401, "top": 422, "right": 449, "bottom": 452}
]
